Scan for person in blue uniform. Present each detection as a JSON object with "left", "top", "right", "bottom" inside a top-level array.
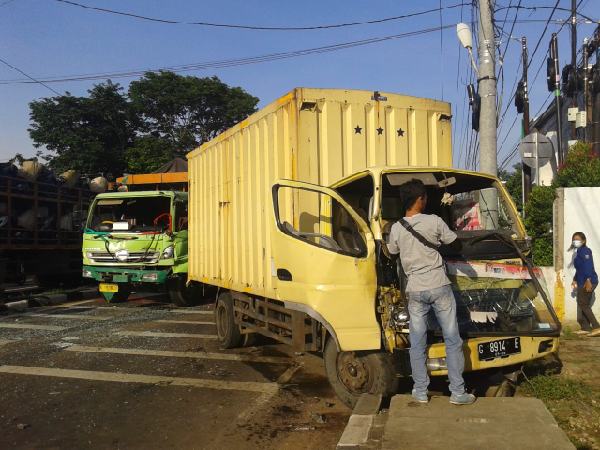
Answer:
[{"left": 571, "top": 232, "right": 600, "bottom": 336}]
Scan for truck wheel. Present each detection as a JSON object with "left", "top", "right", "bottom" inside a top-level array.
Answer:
[
  {"left": 215, "top": 292, "right": 243, "bottom": 349},
  {"left": 168, "top": 276, "right": 200, "bottom": 307},
  {"left": 324, "top": 337, "right": 398, "bottom": 408}
]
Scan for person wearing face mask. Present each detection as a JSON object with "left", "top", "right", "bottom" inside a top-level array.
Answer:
[{"left": 571, "top": 232, "right": 600, "bottom": 336}]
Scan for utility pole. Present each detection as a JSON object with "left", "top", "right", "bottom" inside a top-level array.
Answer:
[
  {"left": 583, "top": 38, "right": 590, "bottom": 141},
  {"left": 477, "top": 0, "right": 498, "bottom": 177},
  {"left": 570, "top": 0, "right": 578, "bottom": 140},
  {"left": 521, "top": 37, "right": 532, "bottom": 206},
  {"left": 550, "top": 34, "right": 564, "bottom": 165}
]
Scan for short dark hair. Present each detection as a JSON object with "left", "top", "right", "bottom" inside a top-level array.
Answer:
[{"left": 399, "top": 179, "right": 427, "bottom": 214}]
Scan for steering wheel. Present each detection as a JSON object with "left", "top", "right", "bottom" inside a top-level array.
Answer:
[{"left": 153, "top": 213, "right": 172, "bottom": 231}]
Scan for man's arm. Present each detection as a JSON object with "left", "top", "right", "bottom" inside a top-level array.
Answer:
[
  {"left": 386, "top": 223, "right": 401, "bottom": 255},
  {"left": 437, "top": 216, "right": 462, "bottom": 253}
]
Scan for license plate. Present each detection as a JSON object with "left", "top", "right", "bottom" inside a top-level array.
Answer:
[
  {"left": 478, "top": 337, "right": 521, "bottom": 361},
  {"left": 99, "top": 283, "right": 119, "bottom": 293}
]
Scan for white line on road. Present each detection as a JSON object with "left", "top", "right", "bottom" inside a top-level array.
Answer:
[
  {"left": 163, "top": 309, "right": 213, "bottom": 315},
  {"left": 0, "top": 365, "right": 279, "bottom": 394},
  {"left": 116, "top": 331, "right": 218, "bottom": 339},
  {"left": 55, "top": 299, "right": 99, "bottom": 308},
  {"left": 65, "top": 345, "right": 290, "bottom": 364},
  {"left": 27, "top": 314, "right": 111, "bottom": 321},
  {"left": 0, "top": 323, "right": 66, "bottom": 331},
  {"left": 155, "top": 320, "right": 215, "bottom": 325},
  {"left": 0, "top": 339, "right": 16, "bottom": 346}
]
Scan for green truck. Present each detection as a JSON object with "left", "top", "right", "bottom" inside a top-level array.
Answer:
[{"left": 82, "top": 190, "right": 197, "bottom": 305}]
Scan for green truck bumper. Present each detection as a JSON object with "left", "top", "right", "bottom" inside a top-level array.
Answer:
[{"left": 82, "top": 265, "right": 170, "bottom": 284}]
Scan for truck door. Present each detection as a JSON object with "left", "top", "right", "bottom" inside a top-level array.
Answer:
[{"left": 271, "top": 180, "right": 380, "bottom": 351}]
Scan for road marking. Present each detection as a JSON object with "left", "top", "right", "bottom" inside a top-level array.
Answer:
[
  {"left": 163, "top": 309, "right": 213, "bottom": 315},
  {"left": 27, "top": 314, "right": 111, "bottom": 321},
  {"left": 65, "top": 345, "right": 290, "bottom": 364},
  {"left": 0, "top": 365, "right": 279, "bottom": 394},
  {"left": 0, "top": 323, "right": 66, "bottom": 331},
  {"left": 55, "top": 299, "right": 100, "bottom": 308},
  {"left": 155, "top": 320, "right": 215, "bottom": 325},
  {"left": 0, "top": 339, "right": 16, "bottom": 346},
  {"left": 116, "top": 331, "right": 218, "bottom": 339}
]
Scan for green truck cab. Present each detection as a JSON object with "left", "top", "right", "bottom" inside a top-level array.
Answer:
[{"left": 82, "top": 190, "right": 196, "bottom": 305}]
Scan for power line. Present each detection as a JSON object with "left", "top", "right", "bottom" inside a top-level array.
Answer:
[
  {"left": 495, "top": 4, "right": 597, "bottom": 24},
  {"left": 0, "top": 24, "right": 455, "bottom": 85},
  {"left": 55, "top": 0, "right": 468, "bottom": 31},
  {"left": 0, "top": 56, "right": 61, "bottom": 95},
  {"left": 0, "top": 0, "right": 17, "bottom": 8}
]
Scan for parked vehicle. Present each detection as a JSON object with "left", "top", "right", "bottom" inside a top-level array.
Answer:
[
  {"left": 0, "top": 163, "right": 92, "bottom": 300},
  {"left": 81, "top": 190, "right": 197, "bottom": 305},
  {"left": 186, "top": 88, "right": 560, "bottom": 406}
]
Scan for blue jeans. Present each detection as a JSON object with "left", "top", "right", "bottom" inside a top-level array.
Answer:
[{"left": 408, "top": 284, "right": 465, "bottom": 396}]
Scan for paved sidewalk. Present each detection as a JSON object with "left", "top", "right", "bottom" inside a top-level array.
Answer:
[{"left": 381, "top": 395, "right": 574, "bottom": 450}]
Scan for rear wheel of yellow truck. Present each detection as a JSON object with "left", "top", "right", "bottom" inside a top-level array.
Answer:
[{"left": 324, "top": 338, "right": 398, "bottom": 408}]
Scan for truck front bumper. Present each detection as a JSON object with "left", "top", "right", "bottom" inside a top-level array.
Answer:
[{"left": 82, "top": 265, "right": 170, "bottom": 284}]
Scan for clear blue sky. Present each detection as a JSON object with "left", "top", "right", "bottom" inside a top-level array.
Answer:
[{"left": 0, "top": 0, "right": 596, "bottom": 170}]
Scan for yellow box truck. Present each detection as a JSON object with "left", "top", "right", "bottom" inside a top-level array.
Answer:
[{"left": 187, "top": 88, "right": 560, "bottom": 406}]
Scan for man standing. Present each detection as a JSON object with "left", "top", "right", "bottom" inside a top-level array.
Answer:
[{"left": 387, "top": 179, "right": 475, "bottom": 405}]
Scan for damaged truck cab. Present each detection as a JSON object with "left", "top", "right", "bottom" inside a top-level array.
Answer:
[
  {"left": 267, "top": 167, "right": 560, "bottom": 406},
  {"left": 82, "top": 191, "right": 195, "bottom": 305}
]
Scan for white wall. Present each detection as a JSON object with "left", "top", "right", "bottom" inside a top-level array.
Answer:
[{"left": 557, "top": 187, "right": 600, "bottom": 325}]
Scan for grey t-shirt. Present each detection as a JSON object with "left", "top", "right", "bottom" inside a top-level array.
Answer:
[{"left": 387, "top": 213, "right": 457, "bottom": 293}]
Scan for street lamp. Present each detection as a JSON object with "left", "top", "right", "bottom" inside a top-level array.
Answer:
[{"left": 456, "top": 23, "right": 478, "bottom": 75}]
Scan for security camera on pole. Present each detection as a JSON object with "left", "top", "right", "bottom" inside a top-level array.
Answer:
[{"left": 456, "top": 0, "right": 498, "bottom": 227}]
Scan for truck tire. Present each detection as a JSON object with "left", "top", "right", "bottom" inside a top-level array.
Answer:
[
  {"left": 215, "top": 292, "right": 243, "bottom": 349},
  {"left": 324, "top": 337, "right": 398, "bottom": 408},
  {"left": 168, "top": 276, "right": 200, "bottom": 307}
]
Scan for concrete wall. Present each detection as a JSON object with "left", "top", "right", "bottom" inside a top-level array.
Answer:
[{"left": 553, "top": 187, "right": 600, "bottom": 326}]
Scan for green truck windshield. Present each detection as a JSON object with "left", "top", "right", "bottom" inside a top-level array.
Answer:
[{"left": 87, "top": 196, "right": 171, "bottom": 233}]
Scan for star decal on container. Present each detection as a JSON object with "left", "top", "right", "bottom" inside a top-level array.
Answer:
[
  {"left": 354, "top": 125, "right": 362, "bottom": 134},
  {"left": 376, "top": 127, "right": 384, "bottom": 135},
  {"left": 397, "top": 128, "right": 405, "bottom": 137}
]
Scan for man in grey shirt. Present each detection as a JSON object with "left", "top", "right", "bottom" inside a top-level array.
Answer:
[{"left": 387, "top": 179, "right": 475, "bottom": 405}]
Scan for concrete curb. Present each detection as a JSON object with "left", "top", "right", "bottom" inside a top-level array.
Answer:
[
  {"left": 1, "top": 288, "right": 98, "bottom": 312},
  {"left": 336, "top": 394, "right": 382, "bottom": 449}
]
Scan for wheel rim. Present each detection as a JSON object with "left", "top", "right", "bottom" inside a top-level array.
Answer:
[
  {"left": 215, "top": 303, "right": 229, "bottom": 339},
  {"left": 336, "top": 352, "right": 371, "bottom": 393}
]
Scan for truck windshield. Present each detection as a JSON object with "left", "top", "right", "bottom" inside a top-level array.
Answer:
[
  {"left": 381, "top": 172, "right": 520, "bottom": 236},
  {"left": 87, "top": 196, "right": 171, "bottom": 232},
  {"left": 446, "top": 261, "right": 559, "bottom": 334}
]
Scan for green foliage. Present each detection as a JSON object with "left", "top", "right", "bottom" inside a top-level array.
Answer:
[
  {"left": 29, "top": 72, "right": 259, "bottom": 175},
  {"left": 29, "top": 82, "right": 132, "bottom": 176},
  {"left": 524, "top": 185, "right": 556, "bottom": 266},
  {"left": 498, "top": 163, "right": 523, "bottom": 211},
  {"left": 523, "top": 142, "right": 600, "bottom": 265},
  {"left": 555, "top": 142, "right": 600, "bottom": 187}
]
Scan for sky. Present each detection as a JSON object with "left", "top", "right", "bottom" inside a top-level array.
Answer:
[{"left": 0, "top": 0, "right": 597, "bottom": 171}]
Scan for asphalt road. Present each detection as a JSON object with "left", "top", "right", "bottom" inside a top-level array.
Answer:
[{"left": 0, "top": 292, "right": 350, "bottom": 450}]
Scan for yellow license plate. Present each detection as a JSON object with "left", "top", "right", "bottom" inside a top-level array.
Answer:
[{"left": 99, "top": 283, "right": 119, "bottom": 293}]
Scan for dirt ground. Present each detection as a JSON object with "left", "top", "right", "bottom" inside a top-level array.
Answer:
[
  {"left": 516, "top": 328, "right": 600, "bottom": 450},
  {"left": 0, "top": 293, "right": 351, "bottom": 450}
]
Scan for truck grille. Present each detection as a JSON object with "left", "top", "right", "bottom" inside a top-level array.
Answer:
[{"left": 88, "top": 251, "right": 159, "bottom": 264}]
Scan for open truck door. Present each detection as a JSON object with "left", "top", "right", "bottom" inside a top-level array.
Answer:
[{"left": 270, "top": 180, "right": 380, "bottom": 351}]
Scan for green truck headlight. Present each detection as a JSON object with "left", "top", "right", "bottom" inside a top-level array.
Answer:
[
  {"left": 82, "top": 268, "right": 93, "bottom": 278},
  {"left": 161, "top": 246, "right": 174, "bottom": 259},
  {"left": 142, "top": 273, "right": 159, "bottom": 282}
]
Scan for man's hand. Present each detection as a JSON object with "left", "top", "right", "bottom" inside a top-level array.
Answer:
[
  {"left": 381, "top": 242, "right": 398, "bottom": 260},
  {"left": 571, "top": 281, "right": 578, "bottom": 290}
]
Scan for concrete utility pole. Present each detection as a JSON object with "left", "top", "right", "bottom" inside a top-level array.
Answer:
[
  {"left": 477, "top": 0, "right": 498, "bottom": 177},
  {"left": 550, "top": 34, "right": 565, "bottom": 165}
]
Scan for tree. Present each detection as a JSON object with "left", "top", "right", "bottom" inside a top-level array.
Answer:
[
  {"left": 128, "top": 72, "right": 258, "bottom": 156},
  {"left": 125, "top": 136, "right": 177, "bottom": 174},
  {"left": 498, "top": 163, "right": 523, "bottom": 212},
  {"left": 554, "top": 142, "right": 600, "bottom": 187},
  {"left": 29, "top": 81, "right": 133, "bottom": 176}
]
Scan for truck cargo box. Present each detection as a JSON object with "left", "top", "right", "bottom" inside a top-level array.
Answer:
[{"left": 187, "top": 88, "right": 453, "bottom": 296}]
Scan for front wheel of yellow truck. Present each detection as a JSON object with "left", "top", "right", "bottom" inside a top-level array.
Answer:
[{"left": 324, "top": 338, "right": 399, "bottom": 408}]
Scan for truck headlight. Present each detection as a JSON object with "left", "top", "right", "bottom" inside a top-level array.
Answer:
[
  {"left": 426, "top": 357, "right": 447, "bottom": 371},
  {"left": 82, "top": 268, "right": 93, "bottom": 278},
  {"left": 142, "top": 273, "right": 159, "bottom": 282},
  {"left": 161, "top": 246, "right": 174, "bottom": 259},
  {"left": 85, "top": 251, "right": 94, "bottom": 259}
]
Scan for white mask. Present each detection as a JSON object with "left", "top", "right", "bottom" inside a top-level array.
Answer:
[{"left": 572, "top": 240, "right": 583, "bottom": 248}]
